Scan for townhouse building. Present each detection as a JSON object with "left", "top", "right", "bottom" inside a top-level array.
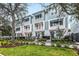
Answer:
[{"left": 15, "top": 5, "right": 79, "bottom": 39}]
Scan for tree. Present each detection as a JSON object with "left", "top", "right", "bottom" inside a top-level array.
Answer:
[
  {"left": 40, "top": 3, "right": 79, "bottom": 20},
  {"left": 56, "top": 27, "right": 63, "bottom": 39},
  {"left": 0, "top": 16, "right": 12, "bottom": 36},
  {"left": 0, "top": 3, "right": 28, "bottom": 42},
  {"left": 1, "top": 25, "right": 12, "bottom": 36},
  {"left": 40, "top": 3, "right": 79, "bottom": 36}
]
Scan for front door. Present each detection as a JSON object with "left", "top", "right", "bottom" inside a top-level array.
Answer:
[{"left": 50, "top": 31, "right": 54, "bottom": 38}]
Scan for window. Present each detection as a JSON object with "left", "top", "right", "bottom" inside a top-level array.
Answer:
[
  {"left": 51, "top": 13, "right": 53, "bottom": 15},
  {"left": 60, "top": 21, "right": 63, "bottom": 25},
  {"left": 50, "top": 20, "right": 58, "bottom": 26},
  {"left": 59, "top": 18, "right": 63, "bottom": 25},
  {"left": 24, "top": 18, "right": 29, "bottom": 22},
  {"left": 50, "top": 21, "right": 53, "bottom": 26},
  {"left": 16, "top": 27, "right": 20, "bottom": 31},
  {"left": 53, "top": 20, "right": 59, "bottom": 26},
  {"left": 50, "top": 31, "right": 54, "bottom": 38},
  {"left": 24, "top": 25, "right": 30, "bottom": 30},
  {"left": 50, "top": 18, "right": 63, "bottom": 27},
  {"left": 35, "top": 24, "right": 39, "bottom": 29},
  {"left": 35, "top": 22, "right": 43, "bottom": 30},
  {"left": 35, "top": 14, "right": 42, "bottom": 19}
]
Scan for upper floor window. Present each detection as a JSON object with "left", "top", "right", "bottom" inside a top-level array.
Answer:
[
  {"left": 51, "top": 13, "right": 53, "bottom": 15},
  {"left": 35, "top": 22, "right": 43, "bottom": 29},
  {"left": 16, "top": 27, "right": 20, "bottom": 31},
  {"left": 24, "top": 25, "right": 30, "bottom": 30},
  {"left": 24, "top": 18, "right": 29, "bottom": 22},
  {"left": 50, "top": 20, "right": 58, "bottom": 26},
  {"left": 59, "top": 18, "right": 63, "bottom": 25},
  {"left": 35, "top": 14, "right": 42, "bottom": 19},
  {"left": 50, "top": 18, "right": 63, "bottom": 27},
  {"left": 50, "top": 21, "right": 54, "bottom": 26}
]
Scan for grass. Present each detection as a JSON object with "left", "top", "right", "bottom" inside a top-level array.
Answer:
[{"left": 0, "top": 45, "right": 78, "bottom": 56}]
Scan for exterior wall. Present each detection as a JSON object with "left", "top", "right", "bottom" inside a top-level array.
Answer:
[
  {"left": 69, "top": 17, "right": 79, "bottom": 33},
  {"left": 15, "top": 24, "right": 23, "bottom": 37},
  {"left": 15, "top": 5, "right": 76, "bottom": 38},
  {"left": 44, "top": 7, "right": 69, "bottom": 38},
  {"left": 32, "top": 11, "right": 45, "bottom": 37},
  {"left": 15, "top": 16, "right": 32, "bottom": 37}
]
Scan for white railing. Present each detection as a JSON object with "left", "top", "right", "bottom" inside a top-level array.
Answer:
[{"left": 49, "top": 25, "right": 65, "bottom": 30}]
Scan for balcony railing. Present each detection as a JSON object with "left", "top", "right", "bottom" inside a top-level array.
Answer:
[
  {"left": 34, "top": 18, "right": 44, "bottom": 23},
  {"left": 35, "top": 27, "right": 44, "bottom": 32},
  {"left": 49, "top": 25, "right": 65, "bottom": 31}
]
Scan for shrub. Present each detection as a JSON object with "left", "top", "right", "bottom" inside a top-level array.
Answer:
[
  {"left": 57, "top": 43, "right": 61, "bottom": 47},
  {"left": 65, "top": 44, "right": 69, "bottom": 48},
  {"left": 53, "top": 43, "right": 57, "bottom": 47},
  {"left": 1, "top": 42, "right": 4, "bottom": 46},
  {"left": 25, "top": 42, "right": 28, "bottom": 45},
  {"left": 39, "top": 42, "right": 44, "bottom": 46},
  {"left": 60, "top": 44, "right": 65, "bottom": 48},
  {"left": 31, "top": 42, "right": 35, "bottom": 45},
  {"left": 38, "top": 38, "right": 47, "bottom": 42}
]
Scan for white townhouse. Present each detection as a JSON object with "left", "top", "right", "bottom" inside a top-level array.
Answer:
[
  {"left": 32, "top": 10, "right": 45, "bottom": 38},
  {"left": 15, "top": 20, "right": 23, "bottom": 37},
  {"left": 15, "top": 15, "right": 32, "bottom": 37},
  {"left": 15, "top": 5, "right": 79, "bottom": 38}
]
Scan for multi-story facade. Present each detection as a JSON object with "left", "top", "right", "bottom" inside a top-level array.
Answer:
[
  {"left": 15, "top": 15, "right": 32, "bottom": 37},
  {"left": 15, "top": 5, "right": 79, "bottom": 39}
]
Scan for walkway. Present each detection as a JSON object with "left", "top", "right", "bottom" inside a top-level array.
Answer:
[{"left": 0, "top": 54, "right": 4, "bottom": 56}]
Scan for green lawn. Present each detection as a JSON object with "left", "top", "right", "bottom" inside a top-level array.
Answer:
[{"left": 0, "top": 45, "right": 78, "bottom": 56}]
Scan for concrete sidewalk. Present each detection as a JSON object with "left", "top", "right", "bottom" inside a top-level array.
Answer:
[{"left": 0, "top": 54, "right": 4, "bottom": 56}]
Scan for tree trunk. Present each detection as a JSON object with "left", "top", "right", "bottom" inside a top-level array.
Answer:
[{"left": 11, "top": 13, "right": 15, "bottom": 42}]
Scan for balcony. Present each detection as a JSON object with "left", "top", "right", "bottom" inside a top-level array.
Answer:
[
  {"left": 15, "top": 27, "right": 22, "bottom": 34},
  {"left": 34, "top": 18, "right": 44, "bottom": 23},
  {"left": 49, "top": 25, "right": 65, "bottom": 31},
  {"left": 24, "top": 29, "right": 32, "bottom": 33},
  {"left": 35, "top": 28, "right": 44, "bottom": 32},
  {"left": 49, "top": 18, "right": 65, "bottom": 31},
  {"left": 35, "top": 22, "right": 44, "bottom": 32},
  {"left": 24, "top": 25, "right": 32, "bottom": 33},
  {"left": 34, "top": 13, "right": 44, "bottom": 23}
]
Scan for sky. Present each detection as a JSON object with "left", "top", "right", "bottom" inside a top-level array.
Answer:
[
  {"left": 27, "top": 3, "right": 49, "bottom": 15},
  {"left": 27, "top": 3, "right": 43, "bottom": 15}
]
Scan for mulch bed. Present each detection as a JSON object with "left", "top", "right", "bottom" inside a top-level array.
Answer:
[
  {"left": 0, "top": 46, "right": 16, "bottom": 48},
  {"left": 0, "top": 43, "right": 26, "bottom": 48}
]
